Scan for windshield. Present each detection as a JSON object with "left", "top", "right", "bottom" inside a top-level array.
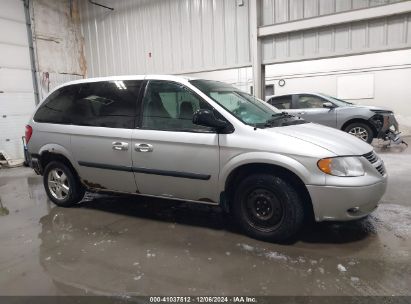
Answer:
[
  {"left": 190, "top": 79, "right": 285, "bottom": 127},
  {"left": 321, "top": 93, "right": 353, "bottom": 107}
]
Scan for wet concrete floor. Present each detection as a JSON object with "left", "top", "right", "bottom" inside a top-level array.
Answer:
[{"left": 0, "top": 144, "right": 410, "bottom": 296}]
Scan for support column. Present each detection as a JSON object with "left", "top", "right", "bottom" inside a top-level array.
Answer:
[
  {"left": 24, "top": 0, "right": 40, "bottom": 105},
  {"left": 250, "top": 0, "right": 264, "bottom": 99}
]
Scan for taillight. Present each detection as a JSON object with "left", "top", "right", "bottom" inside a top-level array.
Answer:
[{"left": 25, "top": 125, "right": 33, "bottom": 143}]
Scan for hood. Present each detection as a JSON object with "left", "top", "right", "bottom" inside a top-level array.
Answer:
[
  {"left": 274, "top": 123, "right": 372, "bottom": 155},
  {"left": 344, "top": 104, "right": 393, "bottom": 113}
]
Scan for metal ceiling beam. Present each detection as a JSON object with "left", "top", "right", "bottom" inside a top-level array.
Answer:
[{"left": 258, "top": 1, "right": 411, "bottom": 38}]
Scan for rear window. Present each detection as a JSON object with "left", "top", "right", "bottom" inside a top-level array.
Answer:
[
  {"left": 34, "top": 80, "right": 143, "bottom": 128},
  {"left": 34, "top": 85, "right": 78, "bottom": 124}
]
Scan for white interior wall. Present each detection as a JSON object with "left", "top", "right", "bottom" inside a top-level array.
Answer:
[
  {"left": 265, "top": 49, "right": 411, "bottom": 134},
  {"left": 261, "top": 0, "right": 405, "bottom": 26},
  {"left": 261, "top": 12, "right": 411, "bottom": 65}
]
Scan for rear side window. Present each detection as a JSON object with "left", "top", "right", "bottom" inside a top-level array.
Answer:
[
  {"left": 73, "top": 80, "right": 142, "bottom": 128},
  {"left": 268, "top": 95, "right": 292, "bottom": 110},
  {"left": 34, "top": 80, "right": 143, "bottom": 128},
  {"left": 34, "top": 85, "right": 78, "bottom": 124}
]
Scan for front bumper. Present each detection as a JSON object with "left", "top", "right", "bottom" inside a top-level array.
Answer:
[
  {"left": 307, "top": 179, "right": 387, "bottom": 222},
  {"left": 369, "top": 112, "right": 399, "bottom": 139}
]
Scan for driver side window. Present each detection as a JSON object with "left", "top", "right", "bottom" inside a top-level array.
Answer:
[
  {"left": 141, "top": 81, "right": 214, "bottom": 132},
  {"left": 298, "top": 94, "right": 328, "bottom": 109}
]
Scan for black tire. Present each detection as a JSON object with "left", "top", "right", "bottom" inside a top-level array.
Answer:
[
  {"left": 232, "top": 174, "right": 305, "bottom": 242},
  {"left": 344, "top": 122, "right": 374, "bottom": 144},
  {"left": 43, "top": 161, "right": 85, "bottom": 207}
]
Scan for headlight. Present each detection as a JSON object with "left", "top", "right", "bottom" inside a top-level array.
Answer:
[
  {"left": 317, "top": 157, "right": 365, "bottom": 177},
  {"left": 370, "top": 109, "right": 393, "bottom": 115}
]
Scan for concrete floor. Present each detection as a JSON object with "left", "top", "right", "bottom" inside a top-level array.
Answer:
[{"left": 0, "top": 142, "right": 410, "bottom": 296}]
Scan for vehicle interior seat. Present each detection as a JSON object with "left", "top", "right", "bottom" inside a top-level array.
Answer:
[
  {"left": 147, "top": 92, "right": 170, "bottom": 119},
  {"left": 179, "top": 101, "right": 194, "bottom": 120},
  {"left": 143, "top": 92, "right": 171, "bottom": 128}
]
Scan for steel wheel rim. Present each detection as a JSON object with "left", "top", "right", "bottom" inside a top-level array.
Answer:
[
  {"left": 244, "top": 188, "right": 284, "bottom": 232},
  {"left": 348, "top": 127, "right": 369, "bottom": 141},
  {"left": 48, "top": 169, "right": 70, "bottom": 200}
]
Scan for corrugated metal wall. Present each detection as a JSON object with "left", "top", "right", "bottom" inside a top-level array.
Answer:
[
  {"left": 261, "top": 0, "right": 405, "bottom": 26},
  {"left": 79, "top": 0, "right": 250, "bottom": 77},
  {"left": 262, "top": 12, "right": 411, "bottom": 64}
]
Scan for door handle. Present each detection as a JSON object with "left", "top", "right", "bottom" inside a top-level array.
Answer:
[
  {"left": 112, "top": 142, "right": 129, "bottom": 151},
  {"left": 135, "top": 143, "right": 153, "bottom": 152}
]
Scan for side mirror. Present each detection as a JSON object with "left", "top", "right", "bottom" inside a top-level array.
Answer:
[
  {"left": 193, "top": 109, "right": 228, "bottom": 130},
  {"left": 323, "top": 102, "right": 335, "bottom": 109}
]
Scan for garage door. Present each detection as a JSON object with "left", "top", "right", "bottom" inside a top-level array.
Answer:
[{"left": 0, "top": 0, "right": 36, "bottom": 161}]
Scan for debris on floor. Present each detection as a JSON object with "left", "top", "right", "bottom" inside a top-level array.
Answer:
[
  {"left": 0, "top": 151, "right": 24, "bottom": 168},
  {"left": 0, "top": 197, "right": 9, "bottom": 216},
  {"left": 337, "top": 264, "right": 347, "bottom": 272}
]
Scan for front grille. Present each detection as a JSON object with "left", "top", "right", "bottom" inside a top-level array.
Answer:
[
  {"left": 376, "top": 164, "right": 386, "bottom": 175},
  {"left": 363, "top": 151, "right": 378, "bottom": 164},
  {"left": 363, "top": 151, "right": 386, "bottom": 176}
]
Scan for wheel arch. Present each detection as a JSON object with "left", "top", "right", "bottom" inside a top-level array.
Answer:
[
  {"left": 37, "top": 144, "right": 79, "bottom": 177},
  {"left": 221, "top": 156, "right": 315, "bottom": 220},
  {"left": 341, "top": 118, "right": 377, "bottom": 137},
  {"left": 40, "top": 150, "right": 86, "bottom": 207}
]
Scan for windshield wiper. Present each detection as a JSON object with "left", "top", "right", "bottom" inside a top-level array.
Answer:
[
  {"left": 264, "top": 112, "right": 294, "bottom": 126},
  {"left": 272, "top": 112, "right": 294, "bottom": 118}
]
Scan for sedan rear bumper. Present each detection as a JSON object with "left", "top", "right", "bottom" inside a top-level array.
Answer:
[{"left": 307, "top": 180, "right": 387, "bottom": 222}]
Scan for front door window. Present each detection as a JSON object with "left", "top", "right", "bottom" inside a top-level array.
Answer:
[
  {"left": 297, "top": 94, "right": 328, "bottom": 109},
  {"left": 141, "top": 81, "right": 214, "bottom": 132}
]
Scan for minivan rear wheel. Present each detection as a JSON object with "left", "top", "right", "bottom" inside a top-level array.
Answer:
[
  {"left": 43, "top": 161, "right": 85, "bottom": 207},
  {"left": 233, "top": 174, "right": 304, "bottom": 242}
]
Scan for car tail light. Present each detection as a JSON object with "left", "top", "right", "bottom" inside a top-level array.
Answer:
[{"left": 25, "top": 125, "right": 33, "bottom": 143}]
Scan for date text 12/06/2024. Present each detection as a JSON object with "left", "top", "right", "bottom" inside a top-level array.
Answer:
[{"left": 149, "top": 296, "right": 257, "bottom": 303}]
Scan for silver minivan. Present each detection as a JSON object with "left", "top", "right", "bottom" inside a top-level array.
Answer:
[{"left": 26, "top": 75, "right": 387, "bottom": 242}]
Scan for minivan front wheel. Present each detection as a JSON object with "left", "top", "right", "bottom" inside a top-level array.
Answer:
[
  {"left": 233, "top": 174, "right": 304, "bottom": 242},
  {"left": 43, "top": 161, "right": 85, "bottom": 207}
]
